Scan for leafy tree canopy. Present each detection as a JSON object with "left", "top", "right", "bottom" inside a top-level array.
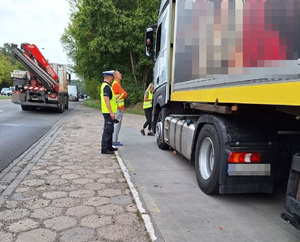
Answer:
[
  {"left": 61, "top": 0, "right": 159, "bottom": 104},
  {"left": 0, "top": 43, "right": 24, "bottom": 88}
]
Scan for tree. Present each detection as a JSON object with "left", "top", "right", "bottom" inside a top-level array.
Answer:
[
  {"left": 61, "top": 0, "right": 159, "bottom": 103},
  {"left": 0, "top": 44, "right": 24, "bottom": 87}
]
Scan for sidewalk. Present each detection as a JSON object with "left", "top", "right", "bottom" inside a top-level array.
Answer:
[{"left": 0, "top": 105, "right": 150, "bottom": 242}]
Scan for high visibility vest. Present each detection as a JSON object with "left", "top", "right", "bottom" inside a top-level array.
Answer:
[
  {"left": 143, "top": 90, "right": 153, "bottom": 109},
  {"left": 112, "top": 81, "right": 125, "bottom": 108},
  {"left": 100, "top": 82, "right": 117, "bottom": 114}
]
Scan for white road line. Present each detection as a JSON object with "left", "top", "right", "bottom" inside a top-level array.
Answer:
[
  {"left": 0, "top": 110, "right": 4, "bottom": 112},
  {"left": 115, "top": 152, "right": 158, "bottom": 241}
]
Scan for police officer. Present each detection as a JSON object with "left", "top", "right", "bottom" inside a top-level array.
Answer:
[{"left": 100, "top": 70, "right": 118, "bottom": 154}]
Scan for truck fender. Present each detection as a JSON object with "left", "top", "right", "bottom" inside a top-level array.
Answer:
[
  {"left": 153, "top": 83, "right": 168, "bottom": 110},
  {"left": 154, "top": 94, "right": 165, "bottom": 109},
  {"left": 152, "top": 86, "right": 169, "bottom": 133},
  {"left": 193, "top": 114, "right": 230, "bottom": 186}
]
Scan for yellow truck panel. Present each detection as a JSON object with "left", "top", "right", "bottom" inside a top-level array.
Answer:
[{"left": 171, "top": 81, "right": 300, "bottom": 106}]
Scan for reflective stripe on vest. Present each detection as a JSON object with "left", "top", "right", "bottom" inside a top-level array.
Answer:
[
  {"left": 100, "top": 82, "right": 117, "bottom": 114},
  {"left": 112, "top": 81, "right": 125, "bottom": 108},
  {"left": 143, "top": 90, "right": 153, "bottom": 109}
]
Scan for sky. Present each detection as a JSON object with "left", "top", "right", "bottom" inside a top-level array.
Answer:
[{"left": 0, "top": 0, "right": 71, "bottom": 65}]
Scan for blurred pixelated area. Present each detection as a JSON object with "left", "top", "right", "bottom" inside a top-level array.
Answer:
[{"left": 174, "top": 0, "right": 300, "bottom": 83}]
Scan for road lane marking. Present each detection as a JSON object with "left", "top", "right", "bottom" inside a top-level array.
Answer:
[
  {"left": 0, "top": 110, "right": 3, "bottom": 112},
  {"left": 0, "top": 123, "right": 46, "bottom": 127},
  {"left": 140, "top": 186, "right": 161, "bottom": 213},
  {"left": 115, "top": 152, "right": 158, "bottom": 241},
  {"left": 123, "top": 159, "right": 135, "bottom": 171}
]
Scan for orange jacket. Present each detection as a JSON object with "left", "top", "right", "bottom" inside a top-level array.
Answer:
[{"left": 112, "top": 80, "right": 127, "bottom": 111}]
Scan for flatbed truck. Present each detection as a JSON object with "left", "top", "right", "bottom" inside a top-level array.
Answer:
[{"left": 10, "top": 43, "right": 69, "bottom": 112}]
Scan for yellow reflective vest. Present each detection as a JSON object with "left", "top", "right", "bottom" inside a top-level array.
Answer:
[
  {"left": 143, "top": 89, "right": 153, "bottom": 109},
  {"left": 112, "top": 81, "right": 125, "bottom": 108},
  {"left": 100, "top": 82, "right": 117, "bottom": 114}
]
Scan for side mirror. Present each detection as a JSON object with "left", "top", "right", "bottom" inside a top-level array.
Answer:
[{"left": 145, "top": 27, "right": 154, "bottom": 59}]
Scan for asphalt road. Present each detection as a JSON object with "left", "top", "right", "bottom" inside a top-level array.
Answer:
[
  {"left": 0, "top": 99, "right": 80, "bottom": 172},
  {"left": 118, "top": 126, "right": 300, "bottom": 242}
]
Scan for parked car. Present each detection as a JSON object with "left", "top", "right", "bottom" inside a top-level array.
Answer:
[
  {"left": 6, "top": 90, "right": 12, "bottom": 96},
  {"left": 77, "top": 93, "right": 84, "bottom": 99},
  {"left": 7, "top": 87, "right": 14, "bottom": 96},
  {"left": 1, "top": 88, "right": 10, "bottom": 95}
]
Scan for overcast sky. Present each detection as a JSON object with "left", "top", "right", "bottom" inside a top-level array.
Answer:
[{"left": 0, "top": 0, "right": 71, "bottom": 65}]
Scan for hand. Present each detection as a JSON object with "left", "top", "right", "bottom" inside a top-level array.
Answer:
[{"left": 110, "top": 113, "right": 115, "bottom": 120}]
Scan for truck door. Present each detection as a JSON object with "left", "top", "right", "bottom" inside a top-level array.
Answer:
[{"left": 153, "top": 0, "right": 171, "bottom": 104}]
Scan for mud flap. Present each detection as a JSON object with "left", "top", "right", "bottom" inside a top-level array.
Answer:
[{"left": 281, "top": 153, "right": 300, "bottom": 230}]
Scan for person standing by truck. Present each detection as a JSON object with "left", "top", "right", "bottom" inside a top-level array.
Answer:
[
  {"left": 140, "top": 83, "right": 154, "bottom": 136},
  {"left": 100, "top": 70, "right": 118, "bottom": 155},
  {"left": 112, "top": 70, "right": 127, "bottom": 146}
]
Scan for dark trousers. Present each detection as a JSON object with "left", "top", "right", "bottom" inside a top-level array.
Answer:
[
  {"left": 143, "top": 108, "right": 152, "bottom": 131},
  {"left": 101, "top": 114, "right": 114, "bottom": 150}
]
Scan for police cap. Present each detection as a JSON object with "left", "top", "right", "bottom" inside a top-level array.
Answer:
[{"left": 102, "top": 70, "right": 114, "bottom": 76}]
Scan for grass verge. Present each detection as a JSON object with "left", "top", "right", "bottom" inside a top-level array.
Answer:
[
  {"left": 0, "top": 96, "right": 11, "bottom": 100},
  {"left": 82, "top": 98, "right": 100, "bottom": 109},
  {"left": 83, "top": 98, "right": 144, "bottom": 116}
]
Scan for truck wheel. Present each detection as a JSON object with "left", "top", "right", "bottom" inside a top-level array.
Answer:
[
  {"left": 57, "top": 96, "right": 65, "bottom": 113},
  {"left": 59, "top": 104, "right": 65, "bottom": 113},
  {"left": 57, "top": 102, "right": 65, "bottom": 113},
  {"left": 65, "top": 99, "right": 69, "bottom": 109},
  {"left": 21, "top": 105, "right": 28, "bottom": 111},
  {"left": 195, "top": 124, "right": 220, "bottom": 194},
  {"left": 156, "top": 111, "right": 169, "bottom": 150}
]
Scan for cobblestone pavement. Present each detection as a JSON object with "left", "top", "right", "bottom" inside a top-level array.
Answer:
[{"left": 0, "top": 105, "right": 150, "bottom": 242}]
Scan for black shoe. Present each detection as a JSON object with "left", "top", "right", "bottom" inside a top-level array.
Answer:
[
  {"left": 148, "top": 132, "right": 154, "bottom": 136},
  {"left": 101, "top": 149, "right": 114, "bottom": 154},
  {"left": 140, "top": 129, "right": 145, "bottom": 136},
  {"left": 109, "top": 147, "right": 118, "bottom": 151}
]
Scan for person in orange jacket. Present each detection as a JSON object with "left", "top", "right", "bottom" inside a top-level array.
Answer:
[{"left": 112, "top": 70, "right": 128, "bottom": 146}]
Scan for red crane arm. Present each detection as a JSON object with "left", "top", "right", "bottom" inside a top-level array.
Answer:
[{"left": 21, "top": 43, "right": 59, "bottom": 81}]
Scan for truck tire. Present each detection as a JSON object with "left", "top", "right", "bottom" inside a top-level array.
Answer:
[
  {"left": 58, "top": 103, "right": 65, "bottom": 113},
  {"left": 65, "top": 98, "right": 69, "bottom": 109},
  {"left": 156, "top": 110, "right": 169, "bottom": 150},
  {"left": 21, "top": 105, "right": 28, "bottom": 111},
  {"left": 57, "top": 95, "right": 65, "bottom": 113},
  {"left": 195, "top": 124, "right": 220, "bottom": 194}
]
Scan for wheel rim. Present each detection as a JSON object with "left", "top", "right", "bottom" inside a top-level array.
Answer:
[
  {"left": 199, "top": 137, "right": 214, "bottom": 180},
  {"left": 156, "top": 120, "right": 162, "bottom": 140}
]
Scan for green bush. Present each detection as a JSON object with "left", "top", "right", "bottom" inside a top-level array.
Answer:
[
  {"left": 121, "top": 80, "right": 144, "bottom": 107},
  {"left": 83, "top": 98, "right": 144, "bottom": 115},
  {"left": 83, "top": 98, "right": 100, "bottom": 110}
]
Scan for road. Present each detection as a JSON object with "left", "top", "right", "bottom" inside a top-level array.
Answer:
[
  {"left": 118, "top": 126, "right": 300, "bottom": 242},
  {"left": 0, "top": 99, "right": 80, "bottom": 172}
]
